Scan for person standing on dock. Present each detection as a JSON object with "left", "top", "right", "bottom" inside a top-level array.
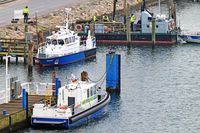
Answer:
[
  {"left": 93, "top": 13, "right": 97, "bottom": 23},
  {"left": 23, "top": 6, "right": 29, "bottom": 23},
  {"left": 130, "top": 14, "right": 135, "bottom": 32}
]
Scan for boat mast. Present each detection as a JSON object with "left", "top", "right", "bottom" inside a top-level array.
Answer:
[
  {"left": 65, "top": 8, "right": 71, "bottom": 30},
  {"left": 158, "top": 0, "right": 161, "bottom": 15}
]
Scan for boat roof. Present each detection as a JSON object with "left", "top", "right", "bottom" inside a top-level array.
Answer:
[
  {"left": 47, "top": 26, "right": 77, "bottom": 40},
  {"left": 64, "top": 81, "right": 96, "bottom": 91}
]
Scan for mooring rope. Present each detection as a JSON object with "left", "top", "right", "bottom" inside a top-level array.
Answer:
[{"left": 88, "top": 53, "right": 114, "bottom": 87}]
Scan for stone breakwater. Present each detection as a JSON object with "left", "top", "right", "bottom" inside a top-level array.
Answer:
[{"left": 0, "top": 0, "right": 161, "bottom": 40}]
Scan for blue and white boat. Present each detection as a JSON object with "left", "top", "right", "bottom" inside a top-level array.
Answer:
[
  {"left": 179, "top": 32, "right": 200, "bottom": 43},
  {"left": 35, "top": 9, "right": 96, "bottom": 67},
  {"left": 31, "top": 74, "right": 110, "bottom": 129}
]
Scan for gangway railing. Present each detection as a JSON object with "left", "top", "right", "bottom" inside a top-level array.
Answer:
[
  {"left": 20, "top": 82, "right": 55, "bottom": 96},
  {"left": 0, "top": 90, "right": 6, "bottom": 104}
]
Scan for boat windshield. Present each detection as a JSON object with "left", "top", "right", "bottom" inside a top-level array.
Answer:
[
  {"left": 46, "top": 39, "right": 51, "bottom": 44},
  {"left": 58, "top": 39, "right": 64, "bottom": 45},
  {"left": 52, "top": 39, "right": 58, "bottom": 45}
]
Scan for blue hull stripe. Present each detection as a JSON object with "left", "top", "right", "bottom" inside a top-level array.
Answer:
[
  {"left": 31, "top": 117, "right": 67, "bottom": 124},
  {"left": 31, "top": 106, "right": 107, "bottom": 129},
  {"left": 36, "top": 48, "right": 96, "bottom": 66},
  {"left": 31, "top": 94, "right": 110, "bottom": 128}
]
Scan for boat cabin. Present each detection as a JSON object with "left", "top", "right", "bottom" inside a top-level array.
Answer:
[
  {"left": 141, "top": 10, "right": 175, "bottom": 33},
  {"left": 57, "top": 80, "right": 98, "bottom": 109},
  {"left": 46, "top": 32, "right": 79, "bottom": 46}
]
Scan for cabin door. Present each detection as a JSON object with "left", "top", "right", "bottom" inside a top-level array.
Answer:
[{"left": 68, "top": 97, "right": 75, "bottom": 106}]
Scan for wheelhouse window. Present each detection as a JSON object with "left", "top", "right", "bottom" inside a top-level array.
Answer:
[
  {"left": 72, "top": 36, "right": 75, "bottom": 42},
  {"left": 58, "top": 39, "right": 64, "bottom": 45},
  {"left": 87, "top": 89, "right": 89, "bottom": 98},
  {"left": 52, "top": 39, "right": 58, "bottom": 45},
  {"left": 93, "top": 87, "right": 96, "bottom": 95},
  {"left": 90, "top": 88, "right": 93, "bottom": 96},
  {"left": 69, "top": 37, "right": 72, "bottom": 43},
  {"left": 46, "top": 39, "right": 51, "bottom": 44},
  {"left": 65, "top": 38, "right": 69, "bottom": 44}
]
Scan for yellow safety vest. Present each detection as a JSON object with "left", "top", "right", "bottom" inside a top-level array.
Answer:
[
  {"left": 130, "top": 15, "right": 135, "bottom": 23},
  {"left": 93, "top": 16, "right": 97, "bottom": 22},
  {"left": 23, "top": 8, "right": 29, "bottom": 14}
]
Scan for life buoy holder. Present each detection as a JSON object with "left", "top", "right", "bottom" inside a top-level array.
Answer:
[{"left": 75, "top": 24, "right": 83, "bottom": 32}]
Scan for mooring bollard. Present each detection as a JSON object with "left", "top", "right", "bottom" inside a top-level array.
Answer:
[{"left": 106, "top": 53, "right": 121, "bottom": 93}]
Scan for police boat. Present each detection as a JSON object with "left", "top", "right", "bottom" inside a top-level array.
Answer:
[
  {"left": 35, "top": 9, "right": 96, "bottom": 67},
  {"left": 31, "top": 73, "right": 110, "bottom": 129}
]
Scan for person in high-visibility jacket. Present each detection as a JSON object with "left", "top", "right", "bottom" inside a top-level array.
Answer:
[
  {"left": 93, "top": 13, "right": 98, "bottom": 23},
  {"left": 23, "top": 6, "right": 29, "bottom": 23},
  {"left": 130, "top": 14, "right": 135, "bottom": 31}
]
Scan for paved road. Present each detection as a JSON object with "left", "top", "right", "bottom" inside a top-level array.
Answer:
[{"left": 0, "top": 0, "right": 88, "bottom": 25}]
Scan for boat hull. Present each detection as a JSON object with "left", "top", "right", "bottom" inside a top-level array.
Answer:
[
  {"left": 79, "top": 32, "right": 177, "bottom": 45},
  {"left": 180, "top": 35, "right": 200, "bottom": 43},
  {"left": 31, "top": 93, "right": 110, "bottom": 129},
  {"left": 35, "top": 48, "right": 96, "bottom": 67}
]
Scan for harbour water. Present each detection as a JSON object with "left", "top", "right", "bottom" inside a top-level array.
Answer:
[{"left": 0, "top": 0, "right": 200, "bottom": 132}]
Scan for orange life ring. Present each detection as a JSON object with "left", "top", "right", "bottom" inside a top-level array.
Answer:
[{"left": 75, "top": 24, "right": 83, "bottom": 32}]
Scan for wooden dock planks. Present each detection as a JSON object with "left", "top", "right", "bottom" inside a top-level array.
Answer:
[{"left": 0, "top": 95, "right": 44, "bottom": 119}]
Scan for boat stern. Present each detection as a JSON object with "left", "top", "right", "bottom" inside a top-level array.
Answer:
[{"left": 31, "top": 103, "right": 72, "bottom": 128}]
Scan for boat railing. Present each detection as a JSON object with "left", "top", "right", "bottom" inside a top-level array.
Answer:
[
  {"left": 0, "top": 90, "right": 6, "bottom": 104},
  {"left": 181, "top": 30, "right": 200, "bottom": 36},
  {"left": 92, "top": 22, "right": 142, "bottom": 34},
  {"left": 20, "top": 82, "right": 55, "bottom": 96}
]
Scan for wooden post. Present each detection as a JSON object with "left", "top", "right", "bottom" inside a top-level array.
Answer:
[
  {"left": 35, "top": 12, "right": 39, "bottom": 45},
  {"left": 24, "top": 23, "right": 28, "bottom": 64},
  {"left": 152, "top": 18, "right": 156, "bottom": 48},
  {"left": 16, "top": 56, "right": 18, "bottom": 64},
  {"left": 173, "top": 2, "right": 177, "bottom": 27},
  {"left": 126, "top": 3, "right": 131, "bottom": 43},
  {"left": 28, "top": 43, "right": 34, "bottom": 74},
  {"left": 23, "top": 44, "right": 26, "bottom": 64},
  {"left": 113, "top": 0, "right": 117, "bottom": 21},
  {"left": 123, "top": 0, "right": 127, "bottom": 24},
  {"left": 168, "top": 0, "right": 172, "bottom": 19},
  {"left": 0, "top": 56, "right": 3, "bottom": 63},
  {"left": 38, "top": 31, "right": 44, "bottom": 44},
  {"left": 24, "top": 24, "right": 28, "bottom": 33}
]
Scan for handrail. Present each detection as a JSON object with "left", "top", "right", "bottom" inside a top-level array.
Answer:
[
  {"left": 21, "top": 82, "right": 55, "bottom": 96},
  {"left": 0, "top": 90, "right": 6, "bottom": 104}
]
